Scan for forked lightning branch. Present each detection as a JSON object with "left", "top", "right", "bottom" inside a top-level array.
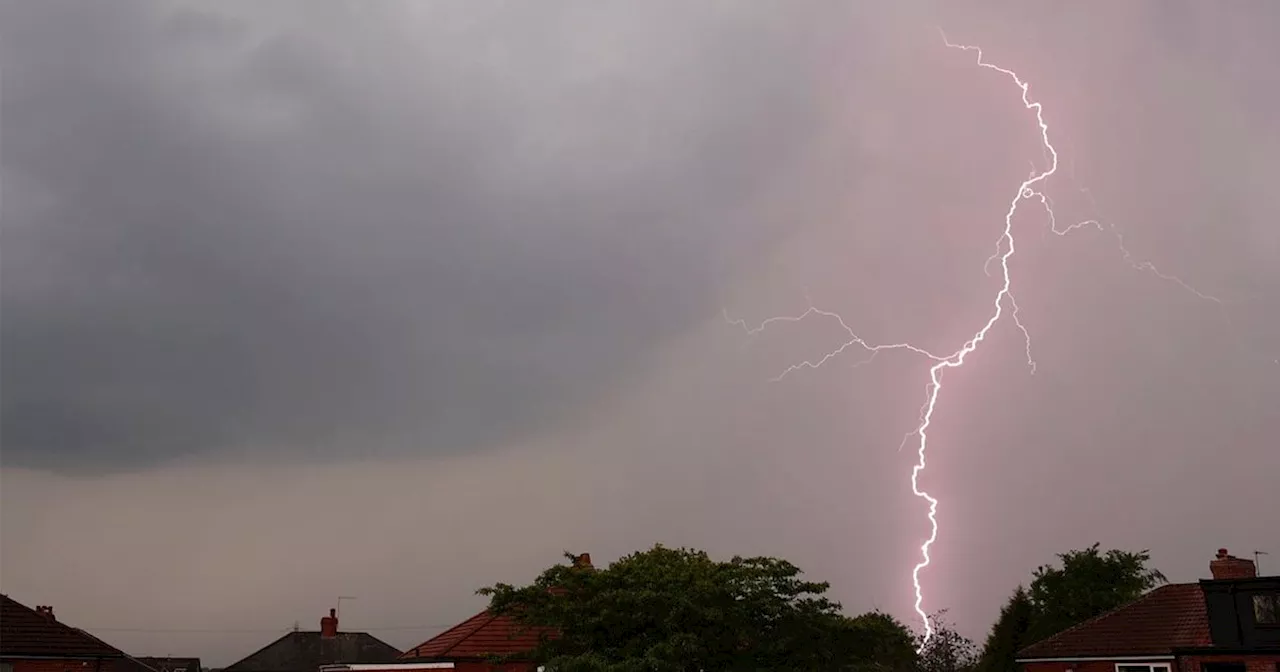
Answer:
[{"left": 726, "top": 30, "right": 1234, "bottom": 647}]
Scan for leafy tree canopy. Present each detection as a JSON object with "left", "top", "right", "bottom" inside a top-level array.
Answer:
[
  {"left": 1027, "top": 543, "right": 1167, "bottom": 641},
  {"left": 975, "top": 544, "right": 1167, "bottom": 672},
  {"left": 479, "top": 545, "right": 919, "bottom": 672}
]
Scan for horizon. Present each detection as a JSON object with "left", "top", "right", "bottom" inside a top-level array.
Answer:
[
  {"left": 2, "top": 0, "right": 1276, "bottom": 667},
  {"left": 3, "top": 543, "right": 1271, "bottom": 666}
]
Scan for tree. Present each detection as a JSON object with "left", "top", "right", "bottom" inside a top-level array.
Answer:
[
  {"left": 973, "top": 587, "right": 1033, "bottom": 672},
  {"left": 479, "top": 545, "right": 919, "bottom": 672},
  {"left": 1026, "top": 543, "right": 1166, "bottom": 642},
  {"left": 975, "top": 544, "right": 1167, "bottom": 672},
  {"left": 841, "top": 611, "right": 918, "bottom": 672},
  {"left": 914, "top": 611, "right": 978, "bottom": 672}
]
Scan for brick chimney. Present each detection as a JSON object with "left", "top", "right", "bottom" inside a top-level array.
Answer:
[
  {"left": 1209, "top": 548, "right": 1257, "bottom": 580},
  {"left": 35, "top": 605, "right": 55, "bottom": 620},
  {"left": 572, "top": 553, "right": 593, "bottom": 570},
  {"left": 320, "top": 608, "right": 338, "bottom": 638}
]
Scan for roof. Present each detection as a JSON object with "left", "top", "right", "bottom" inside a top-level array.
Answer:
[
  {"left": 135, "top": 657, "right": 203, "bottom": 672},
  {"left": 118, "top": 657, "right": 161, "bottom": 672},
  {"left": 399, "top": 610, "right": 548, "bottom": 661},
  {"left": 223, "top": 632, "right": 401, "bottom": 672},
  {"left": 401, "top": 553, "right": 589, "bottom": 662},
  {"left": 0, "top": 594, "right": 128, "bottom": 659},
  {"left": 320, "top": 660, "right": 455, "bottom": 665},
  {"left": 1017, "top": 583, "right": 1212, "bottom": 660}
]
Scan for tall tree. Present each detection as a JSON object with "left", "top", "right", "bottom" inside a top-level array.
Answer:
[
  {"left": 1026, "top": 543, "right": 1166, "bottom": 642},
  {"left": 479, "top": 545, "right": 918, "bottom": 672},
  {"left": 975, "top": 543, "right": 1167, "bottom": 671},
  {"left": 974, "top": 586, "right": 1033, "bottom": 672}
]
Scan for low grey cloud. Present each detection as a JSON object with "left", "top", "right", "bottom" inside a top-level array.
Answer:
[
  {"left": 2, "top": 0, "right": 872, "bottom": 472},
  {"left": 2, "top": 1, "right": 1278, "bottom": 661}
]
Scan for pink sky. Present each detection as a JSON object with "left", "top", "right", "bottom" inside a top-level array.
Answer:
[{"left": 2, "top": 0, "right": 1277, "bottom": 665}]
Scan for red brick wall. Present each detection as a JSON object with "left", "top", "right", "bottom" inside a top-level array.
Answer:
[
  {"left": 7, "top": 659, "right": 130, "bottom": 672},
  {"left": 451, "top": 662, "right": 535, "bottom": 672},
  {"left": 1024, "top": 660, "right": 1141, "bottom": 672},
  {"left": 1024, "top": 657, "right": 1280, "bottom": 672},
  {"left": 1177, "top": 654, "right": 1280, "bottom": 672}
]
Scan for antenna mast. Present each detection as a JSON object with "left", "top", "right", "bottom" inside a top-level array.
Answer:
[{"left": 1255, "top": 550, "right": 1270, "bottom": 575}]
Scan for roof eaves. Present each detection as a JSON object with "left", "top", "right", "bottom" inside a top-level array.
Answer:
[{"left": 1015, "top": 583, "right": 1194, "bottom": 660}]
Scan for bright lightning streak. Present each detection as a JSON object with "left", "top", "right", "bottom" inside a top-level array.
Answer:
[
  {"left": 727, "top": 29, "right": 1245, "bottom": 648},
  {"left": 730, "top": 26, "right": 1046, "bottom": 634}
]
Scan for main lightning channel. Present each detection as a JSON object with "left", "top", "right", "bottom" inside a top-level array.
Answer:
[
  {"left": 728, "top": 33, "right": 1061, "bottom": 647},
  {"left": 728, "top": 30, "right": 1247, "bottom": 647},
  {"left": 901, "top": 31, "right": 1056, "bottom": 645}
]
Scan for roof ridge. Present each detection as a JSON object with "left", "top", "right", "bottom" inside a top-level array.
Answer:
[
  {"left": 437, "top": 611, "right": 499, "bottom": 658},
  {"left": 1017, "top": 582, "right": 1193, "bottom": 657},
  {"left": 222, "top": 630, "right": 297, "bottom": 671},
  {"left": 402, "top": 608, "right": 550, "bottom": 661},
  {"left": 352, "top": 630, "right": 401, "bottom": 654},
  {"left": 403, "top": 609, "right": 495, "bottom": 658},
  {"left": 222, "top": 629, "right": 401, "bottom": 671},
  {"left": 1, "top": 594, "right": 127, "bottom": 659}
]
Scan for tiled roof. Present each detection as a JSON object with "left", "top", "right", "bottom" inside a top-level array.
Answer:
[
  {"left": 135, "top": 656, "right": 203, "bottom": 672},
  {"left": 399, "top": 610, "right": 549, "bottom": 661},
  {"left": 119, "top": 657, "right": 161, "bottom": 672},
  {"left": 1017, "top": 583, "right": 1212, "bottom": 659},
  {"left": 223, "top": 632, "right": 401, "bottom": 672},
  {"left": 0, "top": 594, "right": 127, "bottom": 658}
]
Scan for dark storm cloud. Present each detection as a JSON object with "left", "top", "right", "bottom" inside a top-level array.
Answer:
[
  {"left": 1, "top": 1, "right": 859, "bottom": 471},
  {"left": 3, "top": 1, "right": 1278, "bottom": 661}
]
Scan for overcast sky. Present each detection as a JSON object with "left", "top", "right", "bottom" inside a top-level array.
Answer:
[{"left": 2, "top": 0, "right": 1278, "bottom": 665}]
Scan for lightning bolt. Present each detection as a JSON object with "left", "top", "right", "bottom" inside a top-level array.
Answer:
[{"left": 726, "top": 30, "right": 1248, "bottom": 647}]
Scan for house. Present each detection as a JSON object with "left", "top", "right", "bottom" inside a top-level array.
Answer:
[
  {"left": 0, "top": 595, "right": 151, "bottom": 672},
  {"left": 394, "top": 610, "right": 546, "bottom": 672},
  {"left": 394, "top": 554, "right": 594, "bottom": 672},
  {"left": 222, "top": 609, "right": 401, "bottom": 672},
  {"left": 134, "top": 658, "right": 202, "bottom": 672},
  {"left": 1017, "top": 548, "right": 1280, "bottom": 672},
  {"left": 318, "top": 660, "right": 519, "bottom": 670}
]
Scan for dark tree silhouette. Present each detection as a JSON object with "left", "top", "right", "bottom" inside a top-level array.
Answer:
[
  {"left": 975, "top": 544, "right": 1167, "bottom": 672},
  {"left": 479, "top": 545, "right": 919, "bottom": 672}
]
